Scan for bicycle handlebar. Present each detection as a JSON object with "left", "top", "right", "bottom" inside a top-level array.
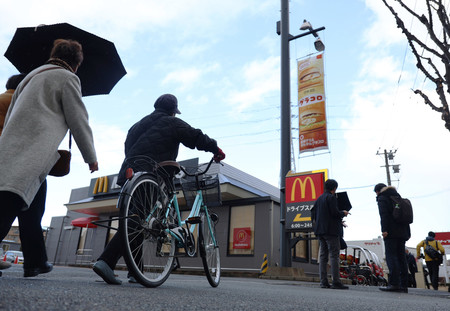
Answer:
[{"left": 180, "top": 158, "right": 215, "bottom": 177}]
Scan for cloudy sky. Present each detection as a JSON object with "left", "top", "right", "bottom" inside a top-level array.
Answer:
[{"left": 0, "top": 0, "right": 449, "bottom": 249}]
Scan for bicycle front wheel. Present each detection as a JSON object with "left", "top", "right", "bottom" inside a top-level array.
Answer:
[
  {"left": 199, "top": 212, "right": 220, "bottom": 287},
  {"left": 119, "top": 173, "right": 175, "bottom": 288}
]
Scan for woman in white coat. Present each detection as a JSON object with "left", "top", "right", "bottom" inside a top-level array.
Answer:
[{"left": 0, "top": 39, "right": 98, "bottom": 277}]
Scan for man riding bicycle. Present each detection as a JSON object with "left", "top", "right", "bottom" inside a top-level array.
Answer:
[{"left": 93, "top": 93, "right": 225, "bottom": 285}]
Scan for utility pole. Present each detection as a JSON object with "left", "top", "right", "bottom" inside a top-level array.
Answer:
[
  {"left": 278, "top": 0, "right": 325, "bottom": 267},
  {"left": 377, "top": 149, "right": 400, "bottom": 186}
]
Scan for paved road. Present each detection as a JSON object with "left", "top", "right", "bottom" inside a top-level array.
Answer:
[{"left": 1, "top": 265, "right": 449, "bottom": 311}]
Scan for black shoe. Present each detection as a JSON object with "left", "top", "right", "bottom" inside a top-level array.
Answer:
[
  {"left": 400, "top": 287, "right": 408, "bottom": 293},
  {"left": 379, "top": 285, "right": 402, "bottom": 292},
  {"left": 331, "top": 283, "right": 349, "bottom": 290},
  {"left": 24, "top": 262, "right": 53, "bottom": 278},
  {"left": 320, "top": 283, "right": 331, "bottom": 288},
  {"left": 93, "top": 260, "right": 122, "bottom": 285}
]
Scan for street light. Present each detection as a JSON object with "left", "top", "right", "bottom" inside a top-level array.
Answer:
[
  {"left": 279, "top": 0, "right": 325, "bottom": 267},
  {"left": 300, "top": 20, "right": 325, "bottom": 52}
]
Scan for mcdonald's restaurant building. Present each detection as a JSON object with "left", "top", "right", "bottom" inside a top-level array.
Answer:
[{"left": 45, "top": 160, "right": 322, "bottom": 276}]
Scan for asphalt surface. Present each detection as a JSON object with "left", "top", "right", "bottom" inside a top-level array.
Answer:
[{"left": 1, "top": 264, "right": 449, "bottom": 311}]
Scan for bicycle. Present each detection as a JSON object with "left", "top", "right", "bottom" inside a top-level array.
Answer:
[{"left": 117, "top": 156, "right": 221, "bottom": 288}]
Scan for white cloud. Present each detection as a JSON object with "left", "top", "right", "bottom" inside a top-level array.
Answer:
[
  {"left": 227, "top": 56, "right": 280, "bottom": 112},
  {"left": 161, "top": 63, "right": 220, "bottom": 91}
]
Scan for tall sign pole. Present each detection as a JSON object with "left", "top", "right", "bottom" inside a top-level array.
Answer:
[{"left": 280, "top": 0, "right": 291, "bottom": 267}]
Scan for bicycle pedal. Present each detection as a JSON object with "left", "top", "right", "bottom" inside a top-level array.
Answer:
[{"left": 186, "top": 216, "right": 201, "bottom": 224}]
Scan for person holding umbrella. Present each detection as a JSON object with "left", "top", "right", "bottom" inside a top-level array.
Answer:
[{"left": 0, "top": 39, "right": 98, "bottom": 277}]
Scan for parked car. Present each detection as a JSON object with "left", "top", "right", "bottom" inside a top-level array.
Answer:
[{"left": 3, "top": 250, "right": 24, "bottom": 264}]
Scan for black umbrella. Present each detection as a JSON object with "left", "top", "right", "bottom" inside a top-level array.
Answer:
[{"left": 4, "top": 23, "right": 126, "bottom": 96}]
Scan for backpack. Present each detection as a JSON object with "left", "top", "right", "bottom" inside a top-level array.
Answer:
[
  {"left": 390, "top": 195, "right": 413, "bottom": 224},
  {"left": 425, "top": 240, "right": 443, "bottom": 263}
]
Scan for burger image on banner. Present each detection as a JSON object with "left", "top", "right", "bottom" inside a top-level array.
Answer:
[
  {"left": 299, "top": 105, "right": 326, "bottom": 132},
  {"left": 297, "top": 53, "right": 328, "bottom": 153},
  {"left": 298, "top": 65, "right": 322, "bottom": 91}
]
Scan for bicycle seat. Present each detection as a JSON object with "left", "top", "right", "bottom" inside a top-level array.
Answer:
[{"left": 158, "top": 161, "right": 181, "bottom": 176}]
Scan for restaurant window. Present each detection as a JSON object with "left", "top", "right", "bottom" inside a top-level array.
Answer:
[
  {"left": 77, "top": 227, "right": 87, "bottom": 255},
  {"left": 292, "top": 232, "right": 319, "bottom": 263},
  {"left": 228, "top": 205, "right": 255, "bottom": 256}
]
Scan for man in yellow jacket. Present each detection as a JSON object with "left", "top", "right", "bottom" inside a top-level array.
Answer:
[{"left": 416, "top": 231, "right": 445, "bottom": 290}]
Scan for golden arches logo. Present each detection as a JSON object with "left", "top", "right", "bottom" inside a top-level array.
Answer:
[
  {"left": 291, "top": 176, "right": 316, "bottom": 201},
  {"left": 93, "top": 176, "right": 108, "bottom": 194},
  {"left": 238, "top": 231, "right": 246, "bottom": 241}
]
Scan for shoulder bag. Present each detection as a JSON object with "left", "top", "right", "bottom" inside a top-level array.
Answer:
[{"left": 49, "top": 133, "right": 72, "bottom": 177}]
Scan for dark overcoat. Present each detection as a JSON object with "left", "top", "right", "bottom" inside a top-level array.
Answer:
[
  {"left": 117, "top": 109, "right": 218, "bottom": 185},
  {"left": 377, "top": 186, "right": 411, "bottom": 241},
  {"left": 312, "top": 191, "right": 345, "bottom": 236}
]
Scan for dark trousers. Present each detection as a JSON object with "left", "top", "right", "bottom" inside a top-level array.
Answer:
[
  {"left": 98, "top": 232, "right": 123, "bottom": 270},
  {"left": 426, "top": 260, "right": 440, "bottom": 290},
  {"left": 98, "top": 227, "right": 143, "bottom": 277},
  {"left": 0, "top": 181, "right": 48, "bottom": 268},
  {"left": 318, "top": 235, "right": 341, "bottom": 285},
  {"left": 384, "top": 238, "right": 408, "bottom": 288},
  {"left": 408, "top": 272, "right": 417, "bottom": 288}
]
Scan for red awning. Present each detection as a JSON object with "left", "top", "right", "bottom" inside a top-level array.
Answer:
[{"left": 71, "top": 217, "right": 99, "bottom": 228}]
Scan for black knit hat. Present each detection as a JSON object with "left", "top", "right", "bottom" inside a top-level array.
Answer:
[{"left": 154, "top": 94, "right": 181, "bottom": 114}]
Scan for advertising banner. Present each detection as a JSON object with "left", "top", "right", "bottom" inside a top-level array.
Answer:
[
  {"left": 233, "top": 227, "right": 252, "bottom": 249},
  {"left": 285, "top": 169, "right": 327, "bottom": 231},
  {"left": 297, "top": 53, "right": 328, "bottom": 153},
  {"left": 435, "top": 232, "right": 450, "bottom": 246}
]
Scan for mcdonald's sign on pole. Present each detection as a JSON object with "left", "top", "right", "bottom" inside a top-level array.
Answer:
[
  {"left": 297, "top": 53, "right": 328, "bottom": 153},
  {"left": 285, "top": 169, "right": 327, "bottom": 231}
]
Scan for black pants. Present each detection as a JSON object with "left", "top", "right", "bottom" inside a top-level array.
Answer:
[
  {"left": 98, "top": 223, "right": 143, "bottom": 275},
  {"left": 98, "top": 232, "right": 122, "bottom": 270},
  {"left": 384, "top": 238, "right": 408, "bottom": 288},
  {"left": 426, "top": 260, "right": 440, "bottom": 290},
  {"left": 0, "top": 181, "right": 48, "bottom": 269}
]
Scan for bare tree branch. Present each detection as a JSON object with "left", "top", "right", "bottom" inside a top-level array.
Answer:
[
  {"left": 413, "top": 89, "right": 443, "bottom": 112},
  {"left": 383, "top": 0, "right": 450, "bottom": 132}
]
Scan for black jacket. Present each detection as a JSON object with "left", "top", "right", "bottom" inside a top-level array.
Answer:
[
  {"left": 312, "top": 191, "right": 345, "bottom": 236},
  {"left": 376, "top": 186, "right": 411, "bottom": 241},
  {"left": 117, "top": 109, "right": 218, "bottom": 185}
]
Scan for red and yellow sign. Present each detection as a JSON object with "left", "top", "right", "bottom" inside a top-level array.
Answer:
[
  {"left": 285, "top": 170, "right": 327, "bottom": 231},
  {"left": 297, "top": 53, "right": 328, "bottom": 153},
  {"left": 233, "top": 227, "right": 252, "bottom": 249}
]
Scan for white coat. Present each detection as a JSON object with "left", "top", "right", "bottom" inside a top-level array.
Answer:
[{"left": 0, "top": 64, "right": 97, "bottom": 206}]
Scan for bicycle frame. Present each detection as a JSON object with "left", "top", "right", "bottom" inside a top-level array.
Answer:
[
  {"left": 165, "top": 187, "right": 217, "bottom": 253},
  {"left": 118, "top": 156, "right": 221, "bottom": 287}
]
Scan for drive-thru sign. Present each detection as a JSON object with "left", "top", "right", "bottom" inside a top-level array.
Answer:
[{"left": 285, "top": 169, "right": 327, "bottom": 231}]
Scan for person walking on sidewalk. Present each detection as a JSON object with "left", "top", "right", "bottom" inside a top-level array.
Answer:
[
  {"left": 92, "top": 94, "right": 225, "bottom": 285},
  {"left": 312, "top": 179, "right": 350, "bottom": 290},
  {"left": 416, "top": 231, "right": 445, "bottom": 290}
]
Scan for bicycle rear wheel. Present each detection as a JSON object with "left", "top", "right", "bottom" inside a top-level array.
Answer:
[
  {"left": 199, "top": 211, "right": 220, "bottom": 287},
  {"left": 119, "top": 173, "right": 175, "bottom": 288}
]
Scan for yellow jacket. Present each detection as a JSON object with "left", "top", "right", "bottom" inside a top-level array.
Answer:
[
  {"left": 416, "top": 239, "right": 445, "bottom": 262},
  {"left": 0, "top": 89, "right": 14, "bottom": 136}
]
